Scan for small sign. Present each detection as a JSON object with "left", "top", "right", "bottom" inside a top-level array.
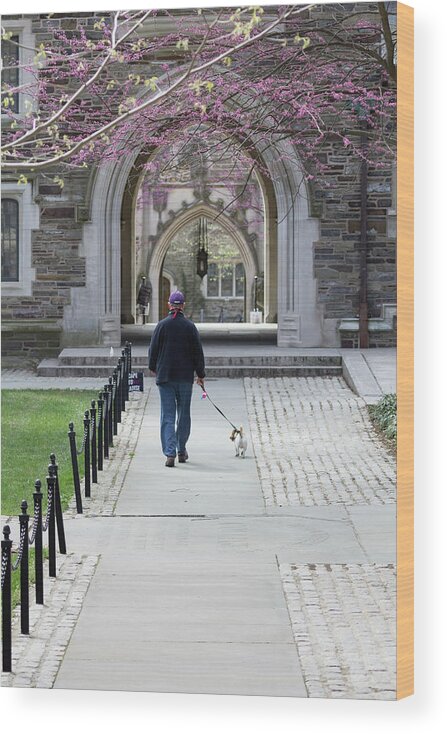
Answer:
[
  {"left": 128, "top": 371, "right": 144, "bottom": 392},
  {"left": 137, "top": 284, "right": 151, "bottom": 307}
]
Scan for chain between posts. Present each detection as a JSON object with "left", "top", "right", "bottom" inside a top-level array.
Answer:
[
  {"left": 76, "top": 419, "right": 89, "bottom": 456},
  {"left": 41, "top": 477, "right": 54, "bottom": 533},
  {"left": 11, "top": 522, "right": 27, "bottom": 572},
  {"left": 28, "top": 492, "right": 40, "bottom": 546},
  {"left": 1, "top": 536, "right": 9, "bottom": 589},
  {"left": 97, "top": 396, "right": 104, "bottom": 424}
]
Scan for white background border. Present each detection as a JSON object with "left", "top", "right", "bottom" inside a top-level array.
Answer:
[{"left": 1, "top": 1, "right": 445, "bottom": 731}]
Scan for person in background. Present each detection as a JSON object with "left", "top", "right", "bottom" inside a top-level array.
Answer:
[{"left": 148, "top": 290, "right": 205, "bottom": 467}]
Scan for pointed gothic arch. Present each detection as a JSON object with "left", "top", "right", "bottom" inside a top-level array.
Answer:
[{"left": 146, "top": 202, "right": 258, "bottom": 320}]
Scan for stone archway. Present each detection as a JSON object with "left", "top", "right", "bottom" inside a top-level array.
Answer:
[
  {"left": 64, "top": 132, "right": 323, "bottom": 347},
  {"left": 146, "top": 203, "right": 258, "bottom": 322}
]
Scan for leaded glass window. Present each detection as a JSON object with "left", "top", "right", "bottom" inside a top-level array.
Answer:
[
  {"left": 206, "top": 262, "right": 219, "bottom": 297},
  {"left": 1, "top": 198, "right": 19, "bottom": 281},
  {"left": 220, "top": 264, "right": 234, "bottom": 297},
  {"left": 206, "top": 262, "right": 245, "bottom": 298},
  {"left": 1, "top": 34, "right": 19, "bottom": 113}
]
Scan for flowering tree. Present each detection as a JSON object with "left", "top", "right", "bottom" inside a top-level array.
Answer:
[{"left": 1, "top": 3, "right": 396, "bottom": 186}]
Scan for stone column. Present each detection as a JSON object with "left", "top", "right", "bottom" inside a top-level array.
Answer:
[{"left": 273, "top": 157, "right": 323, "bottom": 347}]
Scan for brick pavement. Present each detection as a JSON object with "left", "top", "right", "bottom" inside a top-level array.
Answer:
[
  {"left": 244, "top": 376, "right": 396, "bottom": 507},
  {"left": 280, "top": 562, "right": 396, "bottom": 700}
]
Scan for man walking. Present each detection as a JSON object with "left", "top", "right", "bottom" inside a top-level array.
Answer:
[{"left": 148, "top": 290, "right": 206, "bottom": 467}]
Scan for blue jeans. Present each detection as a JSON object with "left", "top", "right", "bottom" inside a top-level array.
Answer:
[{"left": 158, "top": 382, "right": 193, "bottom": 457}]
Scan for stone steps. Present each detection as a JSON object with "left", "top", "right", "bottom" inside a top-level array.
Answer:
[
  {"left": 56, "top": 354, "right": 341, "bottom": 367},
  {"left": 37, "top": 357, "right": 342, "bottom": 379}
]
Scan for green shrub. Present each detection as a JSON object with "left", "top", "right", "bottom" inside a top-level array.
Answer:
[{"left": 369, "top": 393, "right": 397, "bottom": 443}]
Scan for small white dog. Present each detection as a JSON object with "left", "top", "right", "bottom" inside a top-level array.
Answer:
[{"left": 230, "top": 426, "right": 248, "bottom": 458}]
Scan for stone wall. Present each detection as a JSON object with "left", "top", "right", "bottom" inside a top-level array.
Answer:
[
  {"left": 1, "top": 176, "right": 89, "bottom": 358},
  {"left": 1, "top": 6, "right": 397, "bottom": 354},
  {"left": 1, "top": 12, "right": 106, "bottom": 357},
  {"left": 311, "top": 147, "right": 396, "bottom": 346}
]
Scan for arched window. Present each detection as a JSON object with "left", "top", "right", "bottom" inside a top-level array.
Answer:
[{"left": 1, "top": 198, "right": 19, "bottom": 282}]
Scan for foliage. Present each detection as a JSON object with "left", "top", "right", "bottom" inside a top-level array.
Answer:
[
  {"left": 369, "top": 393, "right": 397, "bottom": 444},
  {"left": 1, "top": 4, "right": 397, "bottom": 184},
  {"left": 1, "top": 389, "right": 97, "bottom": 517}
]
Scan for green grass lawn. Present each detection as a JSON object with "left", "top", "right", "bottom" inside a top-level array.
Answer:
[{"left": 1, "top": 389, "right": 98, "bottom": 518}]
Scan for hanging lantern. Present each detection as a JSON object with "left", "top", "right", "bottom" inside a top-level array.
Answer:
[{"left": 196, "top": 217, "right": 208, "bottom": 278}]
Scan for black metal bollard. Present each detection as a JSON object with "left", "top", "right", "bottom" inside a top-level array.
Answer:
[
  {"left": 90, "top": 400, "right": 98, "bottom": 484},
  {"left": 2, "top": 525, "right": 12, "bottom": 672},
  {"left": 120, "top": 357, "right": 124, "bottom": 415},
  {"left": 116, "top": 362, "right": 122, "bottom": 425},
  {"left": 126, "top": 348, "right": 130, "bottom": 400},
  {"left": 126, "top": 342, "right": 132, "bottom": 404},
  {"left": 108, "top": 378, "right": 114, "bottom": 446},
  {"left": 50, "top": 453, "right": 66, "bottom": 554},
  {"left": 103, "top": 384, "right": 110, "bottom": 458},
  {"left": 84, "top": 410, "right": 91, "bottom": 498},
  {"left": 112, "top": 370, "right": 118, "bottom": 436},
  {"left": 34, "top": 480, "right": 44, "bottom": 605},
  {"left": 124, "top": 344, "right": 130, "bottom": 403},
  {"left": 121, "top": 350, "right": 127, "bottom": 410},
  {"left": 127, "top": 343, "right": 132, "bottom": 397},
  {"left": 127, "top": 341, "right": 132, "bottom": 375},
  {"left": 97, "top": 393, "right": 104, "bottom": 471},
  {"left": 68, "top": 423, "right": 83, "bottom": 514},
  {"left": 19, "top": 501, "right": 30, "bottom": 635},
  {"left": 46, "top": 468, "right": 57, "bottom": 578}
]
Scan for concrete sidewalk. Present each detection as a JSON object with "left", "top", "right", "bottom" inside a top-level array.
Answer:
[
  {"left": 55, "top": 377, "right": 394, "bottom": 698},
  {"left": 1, "top": 352, "right": 397, "bottom": 698}
]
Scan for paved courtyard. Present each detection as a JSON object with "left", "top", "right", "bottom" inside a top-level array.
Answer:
[
  {"left": 1, "top": 362, "right": 396, "bottom": 699},
  {"left": 245, "top": 376, "right": 396, "bottom": 506}
]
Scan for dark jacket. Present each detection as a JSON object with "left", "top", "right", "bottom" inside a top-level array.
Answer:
[{"left": 148, "top": 311, "right": 205, "bottom": 385}]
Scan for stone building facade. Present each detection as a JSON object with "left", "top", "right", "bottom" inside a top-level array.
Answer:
[{"left": 1, "top": 6, "right": 397, "bottom": 357}]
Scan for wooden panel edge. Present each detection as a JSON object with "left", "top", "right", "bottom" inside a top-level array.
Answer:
[{"left": 396, "top": 0, "right": 414, "bottom": 700}]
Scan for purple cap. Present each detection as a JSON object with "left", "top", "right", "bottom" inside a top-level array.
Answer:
[{"left": 169, "top": 290, "right": 185, "bottom": 305}]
